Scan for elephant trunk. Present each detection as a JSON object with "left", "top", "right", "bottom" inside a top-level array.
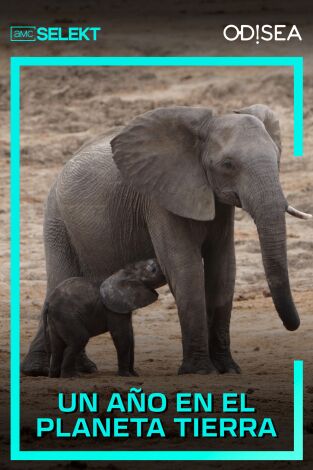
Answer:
[{"left": 244, "top": 178, "right": 300, "bottom": 331}]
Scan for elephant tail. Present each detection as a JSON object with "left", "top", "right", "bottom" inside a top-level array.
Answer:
[{"left": 42, "top": 301, "right": 51, "bottom": 355}]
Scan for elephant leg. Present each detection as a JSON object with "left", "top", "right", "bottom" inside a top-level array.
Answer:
[
  {"left": 61, "top": 345, "right": 85, "bottom": 378},
  {"left": 108, "top": 313, "right": 133, "bottom": 377},
  {"left": 60, "top": 322, "right": 90, "bottom": 378},
  {"left": 49, "top": 326, "right": 65, "bottom": 378},
  {"left": 148, "top": 209, "right": 213, "bottom": 375},
  {"left": 21, "top": 217, "right": 97, "bottom": 376},
  {"left": 128, "top": 322, "right": 138, "bottom": 376},
  {"left": 202, "top": 231, "right": 240, "bottom": 374},
  {"left": 75, "top": 350, "right": 97, "bottom": 374}
]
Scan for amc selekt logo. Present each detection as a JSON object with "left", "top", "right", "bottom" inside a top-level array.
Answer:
[{"left": 10, "top": 26, "right": 101, "bottom": 42}]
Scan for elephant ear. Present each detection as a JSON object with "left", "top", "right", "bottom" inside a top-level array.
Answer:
[
  {"left": 111, "top": 106, "right": 215, "bottom": 221},
  {"left": 100, "top": 278, "right": 159, "bottom": 314},
  {"left": 234, "top": 104, "right": 282, "bottom": 166}
]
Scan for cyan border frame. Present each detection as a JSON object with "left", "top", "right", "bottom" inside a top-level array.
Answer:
[{"left": 10, "top": 56, "right": 304, "bottom": 461}]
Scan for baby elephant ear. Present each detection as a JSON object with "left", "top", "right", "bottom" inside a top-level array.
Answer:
[
  {"left": 111, "top": 106, "right": 215, "bottom": 221},
  {"left": 234, "top": 104, "right": 282, "bottom": 165},
  {"left": 100, "top": 278, "right": 159, "bottom": 314}
]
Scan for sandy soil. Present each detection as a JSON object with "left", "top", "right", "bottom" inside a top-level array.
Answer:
[{"left": 1, "top": 2, "right": 313, "bottom": 469}]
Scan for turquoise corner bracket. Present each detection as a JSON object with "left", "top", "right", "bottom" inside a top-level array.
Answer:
[{"left": 10, "top": 56, "right": 304, "bottom": 461}]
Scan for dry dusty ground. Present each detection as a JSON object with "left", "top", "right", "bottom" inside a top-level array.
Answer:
[{"left": 1, "top": 3, "right": 313, "bottom": 469}]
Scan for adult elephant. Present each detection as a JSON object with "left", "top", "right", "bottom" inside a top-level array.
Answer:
[{"left": 22, "top": 104, "right": 310, "bottom": 376}]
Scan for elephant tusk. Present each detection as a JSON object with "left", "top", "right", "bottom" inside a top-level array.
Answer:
[{"left": 286, "top": 205, "right": 312, "bottom": 220}]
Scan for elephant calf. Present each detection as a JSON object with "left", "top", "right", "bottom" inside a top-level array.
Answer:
[{"left": 44, "top": 259, "right": 165, "bottom": 378}]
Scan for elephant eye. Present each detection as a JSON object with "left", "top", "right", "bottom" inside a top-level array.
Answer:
[
  {"left": 222, "top": 159, "right": 235, "bottom": 170},
  {"left": 146, "top": 264, "right": 156, "bottom": 273}
]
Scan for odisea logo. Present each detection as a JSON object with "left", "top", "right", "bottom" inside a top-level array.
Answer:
[
  {"left": 223, "top": 24, "right": 302, "bottom": 44},
  {"left": 10, "top": 25, "right": 101, "bottom": 42}
]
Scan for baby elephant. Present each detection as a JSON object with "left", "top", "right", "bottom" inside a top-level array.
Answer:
[{"left": 44, "top": 259, "right": 165, "bottom": 378}]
